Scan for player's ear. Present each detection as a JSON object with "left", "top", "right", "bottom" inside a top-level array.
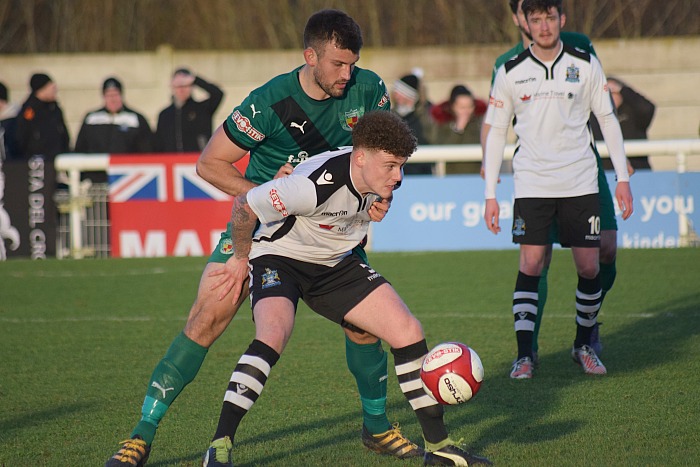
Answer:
[
  {"left": 560, "top": 13, "right": 566, "bottom": 29},
  {"left": 354, "top": 148, "right": 366, "bottom": 167},
  {"left": 303, "top": 48, "right": 317, "bottom": 66}
]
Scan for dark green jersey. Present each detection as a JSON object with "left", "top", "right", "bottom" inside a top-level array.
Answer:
[
  {"left": 490, "top": 31, "right": 596, "bottom": 85},
  {"left": 223, "top": 65, "right": 390, "bottom": 185}
]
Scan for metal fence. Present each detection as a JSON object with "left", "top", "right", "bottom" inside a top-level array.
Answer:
[
  {"left": 53, "top": 140, "right": 700, "bottom": 258},
  {"left": 55, "top": 183, "right": 110, "bottom": 259}
]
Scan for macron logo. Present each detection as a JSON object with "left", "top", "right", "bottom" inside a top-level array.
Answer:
[{"left": 316, "top": 170, "right": 333, "bottom": 185}]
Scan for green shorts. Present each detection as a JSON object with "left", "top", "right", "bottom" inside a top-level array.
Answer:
[
  {"left": 547, "top": 153, "right": 617, "bottom": 244},
  {"left": 208, "top": 222, "right": 370, "bottom": 264}
]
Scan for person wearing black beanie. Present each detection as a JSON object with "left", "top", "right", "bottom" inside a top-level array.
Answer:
[
  {"left": 75, "top": 76, "right": 154, "bottom": 162},
  {"left": 30, "top": 73, "right": 52, "bottom": 94},
  {"left": 15, "top": 72, "right": 70, "bottom": 159}
]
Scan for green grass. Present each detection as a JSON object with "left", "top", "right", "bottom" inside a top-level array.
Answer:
[{"left": 1, "top": 249, "right": 699, "bottom": 466}]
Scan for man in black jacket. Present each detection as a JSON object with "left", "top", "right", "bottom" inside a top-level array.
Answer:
[
  {"left": 155, "top": 68, "right": 224, "bottom": 153},
  {"left": 16, "top": 73, "right": 70, "bottom": 160},
  {"left": 75, "top": 77, "right": 154, "bottom": 156}
]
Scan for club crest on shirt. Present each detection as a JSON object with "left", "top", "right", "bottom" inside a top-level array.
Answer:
[
  {"left": 565, "top": 64, "right": 580, "bottom": 83},
  {"left": 220, "top": 238, "right": 233, "bottom": 255},
  {"left": 513, "top": 217, "right": 527, "bottom": 236},
  {"left": 340, "top": 107, "right": 364, "bottom": 131},
  {"left": 261, "top": 268, "right": 281, "bottom": 289}
]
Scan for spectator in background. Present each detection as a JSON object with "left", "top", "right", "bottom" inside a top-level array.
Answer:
[
  {"left": 429, "top": 84, "right": 487, "bottom": 173},
  {"left": 155, "top": 68, "right": 224, "bottom": 153},
  {"left": 391, "top": 69, "right": 433, "bottom": 174},
  {"left": 75, "top": 77, "right": 153, "bottom": 155},
  {"left": 75, "top": 77, "right": 153, "bottom": 182},
  {"left": 0, "top": 81, "right": 20, "bottom": 160},
  {"left": 16, "top": 73, "right": 70, "bottom": 160},
  {"left": 590, "top": 77, "right": 655, "bottom": 170}
]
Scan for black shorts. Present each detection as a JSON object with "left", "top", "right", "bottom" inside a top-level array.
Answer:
[
  {"left": 248, "top": 254, "right": 389, "bottom": 325},
  {"left": 512, "top": 194, "right": 601, "bottom": 248}
]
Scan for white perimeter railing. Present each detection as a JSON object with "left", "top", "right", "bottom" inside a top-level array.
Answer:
[{"left": 55, "top": 139, "right": 700, "bottom": 257}]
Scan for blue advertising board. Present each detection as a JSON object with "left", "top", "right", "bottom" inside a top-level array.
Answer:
[{"left": 370, "top": 171, "right": 699, "bottom": 251}]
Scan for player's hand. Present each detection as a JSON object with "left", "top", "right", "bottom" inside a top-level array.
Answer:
[
  {"left": 615, "top": 181, "right": 634, "bottom": 220},
  {"left": 369, "top": 198, "right": 390, "bottom": 222},
  {"left": 484, "top": 198, "right": 501, "bottom": 234},
  {"left": 274, "top": 163, "right": 294, "bottom": 179},
  {"left": 208, "top": 256, "right": 250, "bottom": 303}
]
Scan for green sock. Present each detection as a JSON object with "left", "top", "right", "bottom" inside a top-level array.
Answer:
[
  {"left": 533, "top": 266, "right": 549, "bottom": 353},
  {"left": 345, "top": 336, "right": 391, "bottom": 435},
  {"left": 599, "top": 261, "right": 617, "bottom": 299},
  {"left": 131, "top": 332, "right": 208, "bottom": 445}
]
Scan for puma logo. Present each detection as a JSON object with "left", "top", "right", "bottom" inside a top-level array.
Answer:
[
  {"left": 151, "top": 381, "right": 175, "bottom": 399},
  {"left": 250, "top": 104, "right": 261, "bottom": 118},
  {"left": 290, "top": 120, "right": 307, "bottom": 134}
]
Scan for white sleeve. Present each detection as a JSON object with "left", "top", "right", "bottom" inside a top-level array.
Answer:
[
  {"left": 597, "top": 112, "right": 630, "bottom": 182},
  {"left": 589, "top": 56, "right": 615, "bottom": 119},
  {"left": 247, "top": 176, "right": 317, "bottom": 224},
  {"left": 484, "top": 126, "right": 508, "bottom": 199}
]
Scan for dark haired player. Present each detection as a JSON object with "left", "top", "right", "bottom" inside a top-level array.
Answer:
[
  {"left": 481, "top": 0, "right": 629, "bottom": 377},
  {"left": 203, "top": 111, "right": 491, "bottom": 466},
  {"left": 483, "top": 0, "right": 633, "bottom": 378},
  {"left": 106, "top": 9, "right": 420, "bottom": 467}
]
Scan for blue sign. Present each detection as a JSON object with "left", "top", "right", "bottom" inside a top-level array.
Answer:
[{"left": 370, "top": 171, "right": 699, "bottom": 251}]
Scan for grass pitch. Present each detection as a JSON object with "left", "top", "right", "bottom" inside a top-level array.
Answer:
[{"left": 1, "top": 248, "right": 699, "bottom": 466}]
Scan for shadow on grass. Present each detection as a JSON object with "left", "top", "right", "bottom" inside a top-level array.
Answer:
[
  {"left": 0, "top": 401, "right": 96, "bottom": 434},
  {"left": 448, "top": 291, "right": 700, "bottom": 454},
  {"left": 149, "top": 292, "right": 700, "bottom": 465}
]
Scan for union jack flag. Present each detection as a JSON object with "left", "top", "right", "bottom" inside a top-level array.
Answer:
[{"left": 108, "top": 155, "right": 232, "bottom": 203}]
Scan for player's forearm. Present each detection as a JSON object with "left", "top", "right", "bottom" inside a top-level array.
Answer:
[
  {"left": 230, "top": 194, "right": 258, "bottom": 260},
  {"left": 597, "top": 112, "right": 630, "bottom": 183},
  {"left": 483, "top": 125, "right": 507, "bottom": 198},
  {"left": 198, "top": 157, "right": 256, "bottom": 196}
]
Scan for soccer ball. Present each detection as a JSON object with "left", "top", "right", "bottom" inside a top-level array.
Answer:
[{"left": 420, "top": 342, "right": 483, "bottom": 405}]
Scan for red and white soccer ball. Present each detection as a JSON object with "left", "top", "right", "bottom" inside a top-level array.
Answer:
[{"left": 420, "top": 342, "right": 484, "bottom": 405}]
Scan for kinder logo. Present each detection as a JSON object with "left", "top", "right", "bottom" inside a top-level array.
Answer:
[
  {"left": 269, "top": 189, "right": 288, "bottom": 216},
  {"left": 489, "top": 96, "right": 504, "bottom": 108},
  {"left": 378, "top": 92, "right": 390, "bottom": 108},
  {"left": 232, "top": 110, "right": 265, "bottom": 142}
]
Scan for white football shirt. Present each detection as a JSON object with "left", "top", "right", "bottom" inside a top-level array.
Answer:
[
  {"left": 246, "top": 147, "right": 379, "bottom": 267},
  {"left": 485, "top": 43, "right": 615, "bottom": 199}
]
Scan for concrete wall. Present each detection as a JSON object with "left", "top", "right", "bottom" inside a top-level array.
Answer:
[{"left": 2, "top": 37, "right": 699, "bottom": 150}]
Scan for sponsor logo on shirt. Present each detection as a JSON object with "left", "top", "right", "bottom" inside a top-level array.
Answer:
[
  {"left": 515, "top": 77, "right": 537, "bottom": 85},
  {"left": 321, "top": 210, "right": 348, "bottom": 216},
  {"left": 269, "top": 189, "right": 288, "bottom": 217},
  {"left": 232, "top": 110, "right": 265, "bottom": 142},
  {"left": 489, "top": 96, "right": 504, "bottom": 108},
  {"left": 377, "top": 92, "right": 390, "bottom": 108},
  {"left": 520, "top": 94, "right": 532, "bottom": 103}
]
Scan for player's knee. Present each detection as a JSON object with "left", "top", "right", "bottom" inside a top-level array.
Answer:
[
  {"left": 344, "top": 327, "right": 379, "bottom": 345},
  {"left": 184, "top": 299, "right": 238, "bottom": 346}
]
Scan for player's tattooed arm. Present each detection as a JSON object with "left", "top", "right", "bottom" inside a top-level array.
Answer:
[
  {"left": 230, "top": 194, "right": 258, "bottom": 260},
  {"left": 208, "top": 193, "right": 259, "bottom": 303}
]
